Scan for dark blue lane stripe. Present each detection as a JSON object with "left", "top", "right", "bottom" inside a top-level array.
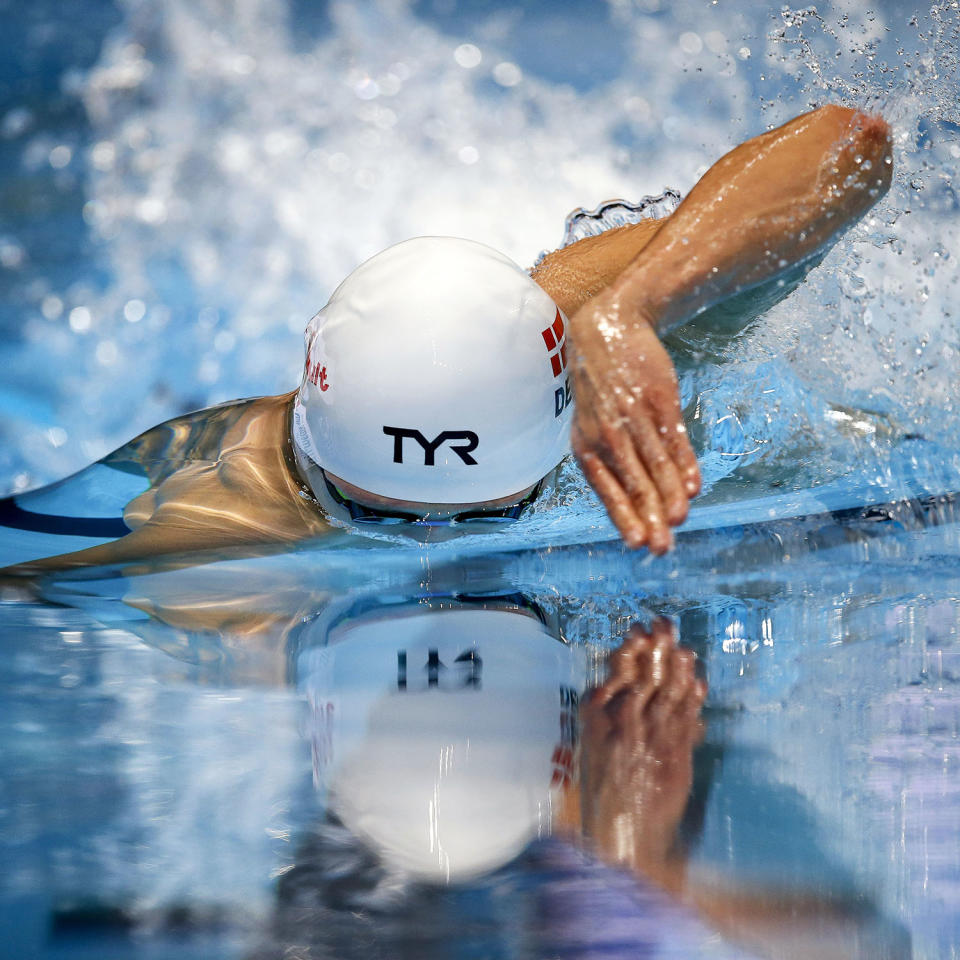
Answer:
[{"left": 0, "top": 497, "right": 131, "bottom": 538}]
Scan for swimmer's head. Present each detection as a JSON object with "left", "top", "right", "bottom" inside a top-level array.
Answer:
[{"left": 292, "top": 237, "right": 572, "bottom": 519}]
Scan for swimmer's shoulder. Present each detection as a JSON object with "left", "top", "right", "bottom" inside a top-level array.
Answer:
[{"left": 106, "top": 394, "right": 291, "bottom": 483}]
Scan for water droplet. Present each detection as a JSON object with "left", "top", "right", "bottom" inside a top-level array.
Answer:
[
  {"left": 0, "top": 239, "right": 25, "bottom": 269},
  {"left": 69, "top": 306, "right": 92, "bottom": 333},
  {"left": 354, "top": 76, "right": 379, "bottom": 100},
  {"left": 454, "top": 44, "right": 482, "bottom": 69},
  {"left": 678, "top": 32, "right": 703, "bottom": 55},
  {"left": 123, "top": 299, "right": 146, "bottom": 323},
  {"left": 96, "top": 340, "right": 119, "bottom": 365},
  {"left": 457, "top": 145, "right": 479, "bottom": 165},
  {"left": 492, "top": 62, "right": 522, "bottom": 87},
  {"left": 41, "top": 295, "right": 63, "bottom": 320},
  {"left": 49, "top": 144, "right": 72, "bottom": 168}
]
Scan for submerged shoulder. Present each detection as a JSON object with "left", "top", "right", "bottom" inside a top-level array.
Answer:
[{"left": 105, "top": 393, "right": 294, "bottom": 479}]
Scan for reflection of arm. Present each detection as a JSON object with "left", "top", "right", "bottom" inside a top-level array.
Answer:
[
  {"left": 566, "top": 772, "right": 906, "bottom": 960},
  {"left": 120, "top": 575, "right": 333, "bottom": 686},
  {"left": 563, "top": 622, "right": 905, "bottom": 960},
  {"left": 701, "top": 881, "right": 904, "bottom": 959},
  {"left": 558, "top": 790, "right": 902, "bottom": 959}
]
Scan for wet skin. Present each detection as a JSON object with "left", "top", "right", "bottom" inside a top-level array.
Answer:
[
  {"left": 576, "top": 618, "right": 706, "bottom": 884},
  {"left": 535, "top": 104, "right": 893, "bottom": 551}
]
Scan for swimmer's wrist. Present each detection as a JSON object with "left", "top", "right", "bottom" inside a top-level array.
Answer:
[
  {"left": 608, "top": 267, "right": 665, "bottom": 335},
  {"left": 617, "top": 245, "right": 724, "bottom": 335}
]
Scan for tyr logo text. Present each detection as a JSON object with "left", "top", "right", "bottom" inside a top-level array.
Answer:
[{"left": 383, "top": 426, "right": 479, "bottom": 466}]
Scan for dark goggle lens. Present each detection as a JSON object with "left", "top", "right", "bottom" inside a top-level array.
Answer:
[{"left": 323, "top": 473, "right": 542, "bottom": 526}]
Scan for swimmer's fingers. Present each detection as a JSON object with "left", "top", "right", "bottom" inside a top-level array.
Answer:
[
  {"left": 623, "top": 348, "right": 701, "bottom": 514},
  {"left": 600, "top": 418, "right": 674, "bottom": 552},
  {"left": 575, "top": 422, "right": 672, "bottom": 552},
  {"left": 622, "top": 404, "right": 691, "bottom": 527},
  {"left": 651, "top": 394, "right": 701, "bottom": 500},
  {"left": 652, "top": 647, "right": 697, "bottom": 719},
  {"left": 577, "top": 449, "right": 649, "bottom": 550},
  {"left": 567, "top": 292, "right": 696, "bottom": 550},
  {"left": 600, "top": 628, "right": 652, "bottom": 698},
  {"left": 614, "top": 324, "right": 699, "bottom": 531}
]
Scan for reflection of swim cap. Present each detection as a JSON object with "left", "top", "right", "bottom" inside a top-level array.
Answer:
[
  {"left": 297, "top": 599, "right": 586, "bottom": 883},
  {"left": 293, "top": 237, "right": 573, "bottom": 504}
]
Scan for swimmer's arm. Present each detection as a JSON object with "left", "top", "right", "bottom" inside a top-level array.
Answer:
[
  {"left": 1, "top": 521, "right": 282, "bottom": 576},
  {"left": 645, "top": 861, "right": 902, "bottom": 959},
  {"left": 1, "top": 394, "right": 336, "bottom": 576},
  {"left": 532, "top": 105, "right": 892, "bottom": 322},
  {"left": 531, "top": 218, "right": 700, "bottom": 552},
  {"left": 563, "top": 104, "right": 891, "bottom": 550},
  {"left": 2, "top": 491, "right": 332, "bottom": 576},
  {"left": 616, "top": 104, "right": 892, "bottom": 333}
]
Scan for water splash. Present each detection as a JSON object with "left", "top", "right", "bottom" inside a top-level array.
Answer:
[{"left": 559, "top": 189, "right": 682, "bottom": 246}]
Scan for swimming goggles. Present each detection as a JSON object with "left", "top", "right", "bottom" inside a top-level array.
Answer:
[{"left": 320, "top": 471, "right": 542, "bottom": 526}]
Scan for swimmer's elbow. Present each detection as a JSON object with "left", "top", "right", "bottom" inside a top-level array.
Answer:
[
  {"left": 818, "top": 102, "right": 893, "bottom": 179},
  {"left": 849, "top": 107, "right": 894, "bottom": 199},
  {"left": 813, "top": 102, "right": 890, "bottom": 136},
  {"left": 810, "top": 103, "right": 893, "bottom": 210},
  {"left": 856, "top": 110, "right": 894, "bottom": 193}
]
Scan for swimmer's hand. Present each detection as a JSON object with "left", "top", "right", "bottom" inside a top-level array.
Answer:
[
  {"left": 569, "top": 104, "right": 891, "bottom": 550},
  {"left": 569, "top": 301, "right": 700, "bottom": 552}
]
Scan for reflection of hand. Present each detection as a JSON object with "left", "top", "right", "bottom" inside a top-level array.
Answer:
[
  {"left": 568, "top": 304, "right": 701, "bottom": 552},
  {"left": 580, "top": 619, "right": 706, "bottom": 880}
]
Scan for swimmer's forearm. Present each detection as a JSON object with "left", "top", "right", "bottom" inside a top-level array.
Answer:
[
  {"left": 618, "top": 104, "right": 892, "bottom": 333},
  {"left": 530, "top": 218, "right": 664, "bottom": 317}
]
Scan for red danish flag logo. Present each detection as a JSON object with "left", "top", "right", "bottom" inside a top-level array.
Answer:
[{"left": 541, "top": 308, "right": 567, "bottom": 378}]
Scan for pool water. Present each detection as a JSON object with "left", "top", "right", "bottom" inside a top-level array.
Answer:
[
  {"left": 2, "top": 0, "right": 960, "bottom": 957},
  {"left": 2, "top": 506, "right": 958, "bottom": 958}
]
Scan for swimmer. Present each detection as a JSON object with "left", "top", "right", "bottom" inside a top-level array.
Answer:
[{"left": 0, "top": 104, "right": 891, "bottom": 573}]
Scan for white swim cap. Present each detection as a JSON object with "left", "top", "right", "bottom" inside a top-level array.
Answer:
[
  {"left": 297, "top": 598, "right": 586, "bottom": 882},
  {"left": 293, "top": 237, "right": 573, "bottom": 504}
]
